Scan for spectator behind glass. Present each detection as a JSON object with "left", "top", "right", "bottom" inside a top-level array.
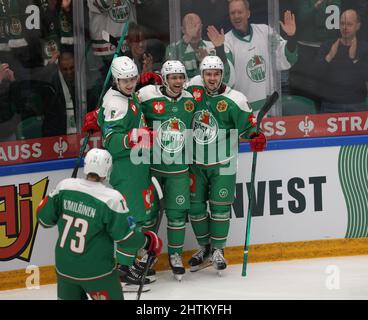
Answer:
[
  {"left": 87, "top": 0, "right": 136, "bottom": 81},
  {"left": 288, "top": 0, "right": 342, "bottom": 111},
  {"left": 342, "top": 0, "right": 368, "bottom": 40},
  {"left": 165, "top": 13, "right": 227, "bottom": 80},
  {"left": 57, "top": 50, "right": 76, "bottom": 134},
  {"left": 124, "top": 22, "right": 153, "bottom": 74},
  {"left": 11, "top": 36, "right": 67, "bottom": 137},
  {"left": 224, "top": 0, "right": 298, "bottom": 112},
  {"left": 0, "top": 62, "right": 19, "bottom": 141},
  {"left": 316, "top": 9, "right": 368, "bottom": 113},
  {"left": 181, "top": 0, "right": 233, "bottom": 36}
]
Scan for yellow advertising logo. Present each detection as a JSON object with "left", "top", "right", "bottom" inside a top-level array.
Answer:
[{"left": 0, "top": 178, "right": 48, "bottom": 261}]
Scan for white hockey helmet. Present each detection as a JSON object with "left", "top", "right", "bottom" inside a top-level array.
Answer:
[
  {"left": 84, "top": 148, "right": 112, "bottom": 179},
  {"left": 200, "top": 55, "right": 224, "bottom": 74},
  {"left": 161, "top": 60, "right": 188, "bottom": 85},
  {"left": 111, "top": 56, "right": 138, "bottom": 80},
  {"left": 200, "top": 55, "right": 224, "bottom": 90}
]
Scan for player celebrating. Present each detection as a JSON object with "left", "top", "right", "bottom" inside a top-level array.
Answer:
[
  {"left": 136, "top": 60, "right": 195, "bottom": 281},
  {"left": 82, "top": 56, "right": 157, "bottom": 292},
  {"left": 36, "top": 148, "right": 162, "bottom": 300},
  {"left": 186, "top": 55, "right": 267, "bottom": 275}
]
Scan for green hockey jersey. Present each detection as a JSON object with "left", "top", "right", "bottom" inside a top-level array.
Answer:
[
  {"left": 186, "top": 75, "right": 257, "bottom": 166},
  {"left": 136, "top": 85, "right": 195, "bottom": 175},
  {"left": 37, "top": 178, "right": 146, "bottom": 280},
  {"left": 98, "top": 87, "right": 149, "bottom": 186}
]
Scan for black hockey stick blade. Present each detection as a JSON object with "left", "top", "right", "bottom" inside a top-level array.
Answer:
[{"left": 256, "top": 91, "right": 279, "bottom": 124}]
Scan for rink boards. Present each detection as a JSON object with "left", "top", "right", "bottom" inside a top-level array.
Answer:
[{"left": 1, "top": 143, "right": 368, "bottom": 288}]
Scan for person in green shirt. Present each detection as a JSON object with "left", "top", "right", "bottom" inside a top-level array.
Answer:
[
  {"left": 81, "top": 56, "right": 157, "bottom": 292},
  {"left": 36, "top": 148, "right": 162, "bottom": 300},
  {"left": 186, "top": 55, "right": 267, "bottom": 275},
  {"left": 136, "top": 60, "right": 195, "bottom": 281},
  {"left": 165, "top": 13, "right": 228, "bottom": 80}
]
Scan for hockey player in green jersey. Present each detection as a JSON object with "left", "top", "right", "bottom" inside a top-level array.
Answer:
[
  {"left": 82, "top": 56, "right": 158, "bottom": 291},
  {"left": 36, "top": 148, "right": 162, "bottom": 300},
  {"left": 186, "top": 55, "right": 267, "bottom": 275},
  {"left": 136, "top": 60, "right": 195, "bottom": 281}
]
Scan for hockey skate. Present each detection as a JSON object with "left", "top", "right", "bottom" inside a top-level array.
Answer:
[
  {"left": 119, "top": 264, "right": 151, "bottom": 293},
  {"left": 169, "top": 253, "right": 185, "bottom": 281},
  {"left": 134, "top": 254, "right": 157, "bottom": 283},
  {"left": 210, "top": 248, "right": 227, "bottom": 276},
  {"left": 188, "top": 244, "right": 211, "bottom": 272}
]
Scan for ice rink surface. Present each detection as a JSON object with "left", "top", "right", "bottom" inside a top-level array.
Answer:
[{"left": 1, "top": 255, "right": 368, "bottom": 300}]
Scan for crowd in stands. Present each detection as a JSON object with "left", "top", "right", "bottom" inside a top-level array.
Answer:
[{"left": 0, "top": 0, "right": 367, "bottom": 142}]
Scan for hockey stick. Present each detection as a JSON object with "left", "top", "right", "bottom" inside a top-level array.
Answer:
[
  {"left": 136, "top": 176, "right": 165, "bottom": 300},
  {"left": 241, "top": 91, "right": 279, "bottom": 277},
  {"left": 71, "top": 24, "right": 129, "bottom": 178}
]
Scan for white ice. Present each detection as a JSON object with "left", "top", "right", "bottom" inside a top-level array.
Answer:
[{"left": 1, "top": 256, "right": 368, "bottom": 300}]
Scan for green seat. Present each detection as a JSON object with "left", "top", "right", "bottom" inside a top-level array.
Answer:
[
  {"left": 282, "top": 95, "right": 317, "bottom": 116},
  {"left": 16, "top": 116, "right": 44, "bottom": 139}
]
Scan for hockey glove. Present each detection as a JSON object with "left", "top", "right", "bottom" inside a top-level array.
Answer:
[
  {"left": 82, "top": 109, "right": 100, "bottom": 133},
  {"left": 139, "top": 72, "right": 162, "bottom": 86},
  {"left": 249, "top": 132, "right": 267, "bottom": 152},
  {"left": 144, "top": 231, "right": 163, "bottom": 256},
  {"left": 127, "top": 127, "right": 157, "bottom": 149}
]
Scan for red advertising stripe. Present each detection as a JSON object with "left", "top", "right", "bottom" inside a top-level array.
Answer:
[
  {"left": 1, "top": 112, "right": 367, "bottom": 166},
  {"left": 0, "top": 133, "right": 102, "bottom": 166},
  {"left": 260, "top": 112, "right": 368, "bottom": 140}
]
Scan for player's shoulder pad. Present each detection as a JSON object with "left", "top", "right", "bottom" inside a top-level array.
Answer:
[
  {"left": 49, "top": 178, "right": 75, "bottom": 197},
  {"left": 225, "top": 87, "right": 252, "bottom": 112},
  {"left": 102, "top": 89, "right": 129, "bottom": 121},
  {"left": 136, "top": 84, "right": 161, "bottom": 103},
  {"left": 181, "top": 89, "right": 194, "bottom": 99},
  {"left": 186, "top": 75, "right": 204, "bottom": 88},
  {"left": 104, "top": 187, "right": 129, "bottom": 214}
]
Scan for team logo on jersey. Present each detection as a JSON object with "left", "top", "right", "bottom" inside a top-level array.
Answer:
[
  {"left": 142, "top": 185, "right": 155, "bottom": 210},
  {"left": 192, "top": 88, "right": 204, "bottom": 102},
  {"left": 109, "top": 0, "right": 131, "bottom": 23},
  {"left": 184, "top": 100, "right": 194, "bottom": 112},
  {"left": 219, "top": 188, "right": 229, "bottom": 198},
  {"left": 157, "top": 118, "right": 186, "bottom": 153},
  {"left": 192, "top": 110, "right": 219, "bottom": 145},
  {"left": 246, "top": 55, "right": 266, "bottom": 83},
  {"left": 60, "top": 13, "right": 72, "bottom": 33},
  {"left": 130, "top": 101, "right": 138, "bottom": 116},
  {"left": 248, "top": 113, "right": 257, "bottom": 127},
  {"left": 216, "top": 100, "right": 228, "bottom": 112},
  {"left": 153, "top": 101, "right": 165, "bottom": 114},
  {"left": 176, "top": 195, "right": 185, "bottom": 205}
]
